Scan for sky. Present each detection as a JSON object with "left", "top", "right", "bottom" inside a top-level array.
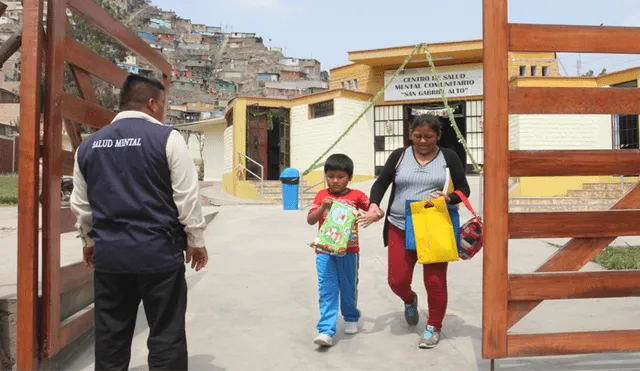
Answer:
[{"left": 152, "top": 0, "right": 640, "bottom": 76}]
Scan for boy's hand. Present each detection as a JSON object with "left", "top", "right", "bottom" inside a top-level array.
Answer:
[{"left": 321, "top": 197, "right": 334, "bottom": 210}]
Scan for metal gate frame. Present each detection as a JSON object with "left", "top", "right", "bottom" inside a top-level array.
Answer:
[
  {"left": 482, "top": 0, "right": 640, "bottom": 365},
  {"left": 17, "top": 1, "right": 172, "bottom": 369}
]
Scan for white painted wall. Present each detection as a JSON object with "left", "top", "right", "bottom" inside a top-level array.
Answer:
[
  {"left": 203, "top": 125, "right": 225, "bottom": 181},
  {"left": 335, "top": 98, "right": 375, "bottom": 176},
  {"left": 508, "top": 114, "right": 520, "bottom": 150},
  {"left": 223, "top": 126, "right": 233, "bottom": 173},
  {"left": 509, "top": 114, "right": 612, "bottom": 150},
  {"left": 290, "top": 97, "right": 375, "bottom": 176},
  {"left": 186, "top": 134, "right": 201, "bottom": 160}
]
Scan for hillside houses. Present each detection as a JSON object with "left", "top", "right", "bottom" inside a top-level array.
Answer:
[
  {"left": 0, "top": 0, "right": 330, "bottom": 128},
  {"left": 123, "top": 4, "right": 329, "bottom": 124}
]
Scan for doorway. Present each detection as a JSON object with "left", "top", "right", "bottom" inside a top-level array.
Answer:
[
  {"left": 245, "top": 106, "right": 290, "bottom": 181},
  {"left": 403, "top": 102, "right": 468, "bottom": 169}
]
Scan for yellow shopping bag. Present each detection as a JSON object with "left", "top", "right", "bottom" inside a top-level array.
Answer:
[{"left": 409, "top": 197, "right": 460, "bottom": 264}]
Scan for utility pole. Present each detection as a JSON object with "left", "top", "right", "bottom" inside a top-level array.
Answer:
[{"left": 577, "top": 53, "right": 582, "bottom": 76}]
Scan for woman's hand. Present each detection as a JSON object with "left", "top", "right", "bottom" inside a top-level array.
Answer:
[
  {"left": 358, "top": 204, "right": 384, "bottom": 229},
  {"left": 425, "top": 191, "right": 451, "bottom": 207}
]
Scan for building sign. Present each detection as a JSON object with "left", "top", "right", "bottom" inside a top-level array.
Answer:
[{"left": 384, "top": 66, "right": 483, "bottom": 101}]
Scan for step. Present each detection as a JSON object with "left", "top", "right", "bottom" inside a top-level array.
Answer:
[
  {"left": 509, "top": 203, "right": 613, "bottom": 213},
  {"left": 271, "top": 195, "right": 316, "bottom": 203},
  {"left": 247, "top": 180, "right": 313, "bottom": 188},
  {"left": 581, "top": 182, "right": 637, "bottom": 191},
  {"left": 509, "top": 197, "right": 618, "bottom": 206},
  {"left": 566, "top": 189, "right": 628, "bottom": 198}
]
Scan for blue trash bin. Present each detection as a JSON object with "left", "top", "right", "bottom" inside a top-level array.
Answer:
[{"left": 280, "top": 168, "right": 300, "bottom": 210}]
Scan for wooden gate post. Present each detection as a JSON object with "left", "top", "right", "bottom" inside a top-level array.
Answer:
[
  {"left": 482, "top": 0, "right": 640, "bottom": 365},
  {"left": 482, "top": 0, "right": 509, "bottom": 360},
  {"left": 16, "top": 0, "right": 45, "bottom": 369}
]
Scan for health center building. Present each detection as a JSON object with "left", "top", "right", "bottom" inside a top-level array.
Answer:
[{"left": 205, "top": 39, "right": 638, "bottom": 202}]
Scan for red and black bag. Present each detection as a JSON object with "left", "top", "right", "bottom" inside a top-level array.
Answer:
[{"left": 454, "top": 190, "right": 484, "bottom": 260}]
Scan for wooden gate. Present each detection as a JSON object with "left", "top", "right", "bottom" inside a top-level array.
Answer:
[
  {"left": 482, "top": 0, "right": 640, "bottom": 366},
  {"left": 17, "top": 1, "right": 172, "bottom": 369}
]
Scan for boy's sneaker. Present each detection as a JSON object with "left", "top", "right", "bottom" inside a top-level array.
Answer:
[
  {"left": 418, "top": 325, "right": 440, "bottom": 349},
  {"left": 404, "top": 293, "right": 419, "bottom": 326},
  {"left": 314, "top": 334, "right": 333, "bottom": 347},
  {"left": 344, "top": 321, "right": 359, "bottom": 335}
]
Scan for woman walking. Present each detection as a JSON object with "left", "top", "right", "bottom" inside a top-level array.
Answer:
[{"left": 359, "top": 114, "right": 470, "bottom": 349}]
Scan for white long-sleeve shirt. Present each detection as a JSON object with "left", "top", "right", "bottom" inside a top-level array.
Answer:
[{"left": 70, "top": 111, "right": 207, "bottom": 249}]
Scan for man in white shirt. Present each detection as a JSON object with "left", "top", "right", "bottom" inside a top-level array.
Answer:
[{"left": 71, "top": 74, "right": 207, "bottom": 370}]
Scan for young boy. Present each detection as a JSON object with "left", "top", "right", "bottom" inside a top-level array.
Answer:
[{"left": 307, "top": 154, "right": 381, "bottom": 347}]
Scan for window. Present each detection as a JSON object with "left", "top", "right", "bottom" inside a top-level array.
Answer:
[
  {"left": 353, "top": 79, "right": 358, "bottom": 89},
  {"left": 226, "top": 109, "right": 234, "bottom": 127},
  {"left": 347, "top": 80, "right": 352, "bottom": 90},
  {"left": 310, "top": 100, "right": 334, "bottom": 119},
  {"left": 340, "top": 82, "right": 344, "bottom": 89},
  {"left": 519, "top": 66, "right": 526, "bottom": 76},
  {"left": 374, "top": 136, "right": 385, "bottom": 151},
  {"left": 531, "top": 66, "right": 538, "bottom": 76},
  {"left": 542, "top": 66, "right": 549, "bottom": 76},
  {"left": 612, "top": 80, "right": 639, "bottom": 150}
]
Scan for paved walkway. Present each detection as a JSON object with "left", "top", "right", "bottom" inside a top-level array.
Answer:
[
  {"left": 61, "top": 179, "right": 640, "bottom": 371},
  {"left": 3, "top": 177, "right": 640, "bottom": 370}
]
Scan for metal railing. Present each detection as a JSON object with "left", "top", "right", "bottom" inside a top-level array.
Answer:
[
  {"left": 299, "top": 178, "right": 327, "bottom": 209},
  {"left": 237, "top": 151, "right": 264, "bottom": 196}
]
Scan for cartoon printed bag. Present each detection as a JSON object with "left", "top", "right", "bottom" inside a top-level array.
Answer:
[{"left": 309, "top": 201, "right": 359, "bottom": 256}]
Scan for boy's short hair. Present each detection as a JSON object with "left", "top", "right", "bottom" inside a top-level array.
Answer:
[{"left": 324, "top": 154, "right": 354, "bottom": 178}]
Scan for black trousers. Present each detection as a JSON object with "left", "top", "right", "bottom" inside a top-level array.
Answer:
[{"left": 94, "top": 266, "right": 188, "bottom": 371}]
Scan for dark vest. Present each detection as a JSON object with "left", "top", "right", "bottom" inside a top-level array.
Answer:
[{"left": 77, "top": 118, "right": 186, "bottom": 274}]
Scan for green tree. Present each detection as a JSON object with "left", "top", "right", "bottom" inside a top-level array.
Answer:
[{"left": 581, "top": 68, "right": 608, "bottom": 77}]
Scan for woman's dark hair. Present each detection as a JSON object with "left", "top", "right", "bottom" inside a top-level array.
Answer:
[
  {"left": 324, "top": 154, "right": 354, "bottom": 177},
  {"left": 411, "top": 114, "right": 443, "bottom": 134}
]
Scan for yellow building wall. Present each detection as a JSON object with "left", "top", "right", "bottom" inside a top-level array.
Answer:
[
  {"left": 232, "top": 99, "right": 247, "bottom": 172},
  {"left": 330, "top": 64, "right": 383, "bottom": 97},
  {"left": 330, "top": 52, "right": 561, "bottom": 99},
  {"left": 235, "top": 180, "right": 262, "bottom": 200},
  {"left": 222, "top": 172, "right": 234, "bottom": 194},
  {"left": 508, "top": 51, "right": 560, "bottom": 78},
  {"left": 516, "top": 176, "right": 638, "bottom": 197}
]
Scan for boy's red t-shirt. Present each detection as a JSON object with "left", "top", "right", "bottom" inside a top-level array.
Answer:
[{"left": 309, "top": 188, "right": 370, "bottom": 254}]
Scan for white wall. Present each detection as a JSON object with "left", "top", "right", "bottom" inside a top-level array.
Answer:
[
  {"left": 509, "top": 114, "right": 612, "bottom": 150},
  {"left": 203, "top": 125, "right": 225, "bottom": 181},
  {"left": 508, "top": 114, "right": 520, "bottom": 150},
  {"left": 335, "top": 98, "right": 375, "bottom": 176},
  {"left": 186, "top": 134, "right": 201, "bottom": 160},
  {"left": 290, "top": 97, "right": 375, "bottom": 176},
  {"left": 223, "top": 126, "right": 233, "bottom": 174}
]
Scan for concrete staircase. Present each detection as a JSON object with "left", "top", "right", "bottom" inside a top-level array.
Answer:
[
  {"left": 509, "top": 181, "right": 637, "bottom": 212},
  {"left": 250, "top": 180, "right": 318, "bottom": 206}
]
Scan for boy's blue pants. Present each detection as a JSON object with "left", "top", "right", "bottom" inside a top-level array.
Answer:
[{"left": 316, "top": 252, "right": 360, "bottom": 336}]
